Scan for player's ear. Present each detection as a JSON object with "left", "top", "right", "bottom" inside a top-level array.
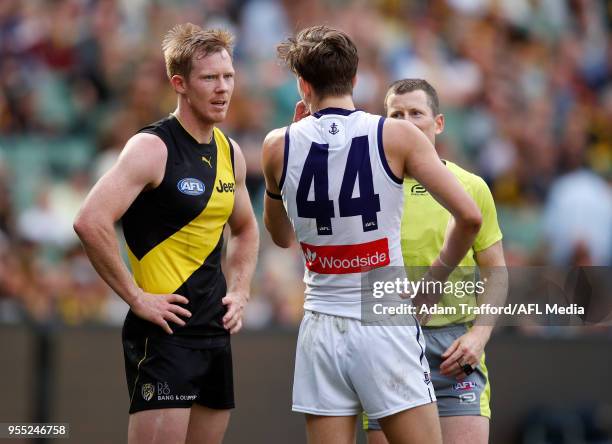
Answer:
[
  {"left": 435, "top": 113, "right": 445, "bottom": 135},
  {"left": 170, "top": 74, "right": 188, "bottom": 94},
  {"left": 298, "top": 77, "right": 312, "bottom": 101},
  {"left": 351, "top": 75, "right": 357, "bottom": 89}
]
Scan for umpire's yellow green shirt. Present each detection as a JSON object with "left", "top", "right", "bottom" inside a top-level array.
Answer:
[{"left": 401, "top": 161, "right": 502, "bottom": 326}]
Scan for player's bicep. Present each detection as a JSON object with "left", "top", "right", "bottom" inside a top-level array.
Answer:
[
  {"left": 263, "top": 193, "right": 294, "bottom": 247},
  {"left": 227, "top": 184, "right": 255, "bottom": 234},
  {"left": 401, "top": 129, "right": 477, "bottom": 220},
  {"left": 264, "top": 193, "right": 289, "bottom": 222},
  {"left": 475, "top": 240, "right": 505, "bottom": 267},
  {"left": 473, "top": 179, "right": 503, "bottom": 251},
  {"left": 260, "top": 130, "right": 289, "bottom": 221},
  {"left": 261, "top": 128, "right": 294, "bottom": 246},
  {"left": 78, "top": 134, "right": 167, "bottom": 223},
  {"left": 227, "top": 141, "right": 256, "bottom": 234},
  {"left": 261, "top": 128, "right": 286, "bottom": 194}
]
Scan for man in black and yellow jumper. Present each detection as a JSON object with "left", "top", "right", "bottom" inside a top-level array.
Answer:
[{"left": 74, "top": 23, "right": 259, "bottom": 444}]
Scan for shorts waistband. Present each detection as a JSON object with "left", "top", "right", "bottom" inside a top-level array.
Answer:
[
  {"left": 305, "top": 310, "right": 356, "bottom": 321},
  {"left": 422, "top": 323, "right": 470, "bottom": 334}
]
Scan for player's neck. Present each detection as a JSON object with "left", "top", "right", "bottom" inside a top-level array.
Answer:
[
  {"left": 309, "top": 95, "right": 355, "bottom": 114},
  {"left": 172, "top": 104, "right": 214, "bottom": 144}
]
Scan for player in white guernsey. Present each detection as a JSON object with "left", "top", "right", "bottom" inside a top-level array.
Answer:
[{"left": 262, "top": 26, "right": 482, "bottom": 444}]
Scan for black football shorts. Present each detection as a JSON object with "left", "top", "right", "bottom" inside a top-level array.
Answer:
[{"left": 123, "top": 327, "right": 234, "bottom": 414}]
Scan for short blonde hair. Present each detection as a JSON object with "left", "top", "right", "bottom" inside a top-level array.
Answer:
[{"left": 161, "top": 23, "right": 234, "bottom": 79}]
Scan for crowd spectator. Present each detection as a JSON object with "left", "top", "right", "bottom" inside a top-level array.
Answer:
[{"left": 0, "top": 0, "right": 610, "bottom": 328}]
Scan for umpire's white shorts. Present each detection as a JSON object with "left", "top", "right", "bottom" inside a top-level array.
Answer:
[{"left": 292, "top": 310, "right": 435, "bottom": 419}]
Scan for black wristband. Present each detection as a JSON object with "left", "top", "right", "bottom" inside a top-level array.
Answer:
[{"left": 266, "top": 189, "right": 282, "bottom": 200}]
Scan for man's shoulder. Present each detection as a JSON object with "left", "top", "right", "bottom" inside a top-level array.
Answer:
[
  {"left": 263, "top": 127, "right": 288, "bottom": 152},
  {"left": 123, "top": 132, "right": 167, "bottom": 161},
  {"left": 125, "top": 129, "right": 167, "bottom": 150},
  {"left": 261, "top": 127, "right": 288, "bottom": 178},
  {"left": 381, "top": 116, "right": 424, "bottom": 154},
  {"left": 138, "top": 115, "right": 174, "bottom": 136},
  {"left": 131, "top": 117, "right": 174, "bottom": 155},
  {"left": 107, "top": 131, "right": 167, "bottom": 190},
  {"left": 118, "top": 130, "right": 168, "bottom": 177},
  {"left": 445, "top": 161, "right": 489, "bottom": 194}
]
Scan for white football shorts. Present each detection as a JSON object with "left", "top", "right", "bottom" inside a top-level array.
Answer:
[{"left": 292, "top": 310, "right": 435, "bottom": 419}]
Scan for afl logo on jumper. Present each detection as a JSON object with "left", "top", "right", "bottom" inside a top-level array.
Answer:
[{"left": 178, "top": 178, "right": 205, "bottom": 196}]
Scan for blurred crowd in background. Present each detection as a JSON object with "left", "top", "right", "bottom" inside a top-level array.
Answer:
[{"left": 0, "top": 0, "right": 610, "bottom": 329}]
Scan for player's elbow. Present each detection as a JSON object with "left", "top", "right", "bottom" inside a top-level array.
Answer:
[
  {"left": 458, "top": 207, "right": 482, "bottom": 235},
  {"left": 73, "top": 210, "right": 90, "bottom": 239},
  {"left": 232, "top": 216, "right": 260, "bottom": 247},
  {"left": 271, "top": 234, "right": 292, "bottom": 249},
  {"left": 266, "top": 227, "right": 293, "bottom": 249},
  {"left": 264, "top": 217, "right": 292, "bottom": 248},
  {"left": 73, "top": 208, "right": 106, "bottom": 241}
]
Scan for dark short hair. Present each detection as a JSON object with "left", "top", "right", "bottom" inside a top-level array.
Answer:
[
  {"left": 384, "top": 79, "right": 440, "bottom": 115},
  {"left": 277, "top": 25, "right": 358, "bottom": 98}
]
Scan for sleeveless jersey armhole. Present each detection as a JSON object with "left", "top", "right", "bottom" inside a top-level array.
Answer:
[
  {"left": 376, "top": 117, "right": 403, "bottom": 186},
  {"left": 228, "top": 138, "right": 236, "bottom": 180},
  {"left": 137, "top": 128, "right": 171, "bottom": 191},
  {"left": 278, "top": 124, "right": 291, "bottom": 191}
]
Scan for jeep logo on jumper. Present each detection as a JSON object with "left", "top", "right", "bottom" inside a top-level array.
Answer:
[
  {"left": 178, "top": 178, "right": 205, "bottom": 196},
  {"left": 215, "top": 179, "right": 235, "bottom": 193},
  {"left": 300, "top": 238, "right": 390, "bottom": 274}
]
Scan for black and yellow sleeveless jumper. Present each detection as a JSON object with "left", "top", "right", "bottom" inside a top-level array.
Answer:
[{"left": 122, "top": 115, "right": 235, "bottom": 342}]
